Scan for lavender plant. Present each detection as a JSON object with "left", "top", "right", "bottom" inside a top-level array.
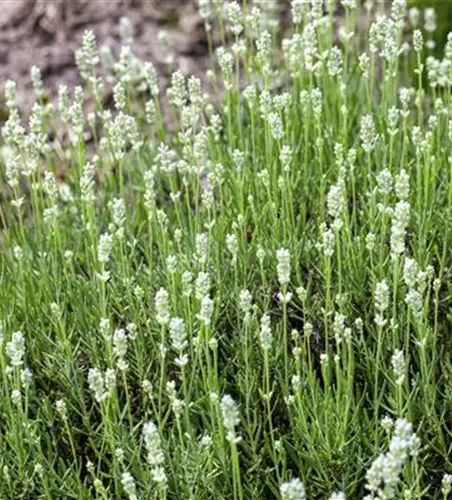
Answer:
[{"left": 0, "top": 1, "right": 451, "bottom": 498}]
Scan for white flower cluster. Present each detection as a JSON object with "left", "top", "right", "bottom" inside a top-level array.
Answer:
[
  {"left": 390, "top": 201, "right": 410, "bottom": 260},
  {"left": 391, "top": 349, "right": 406, "bottom": 386},
  {"left": 258, "top": 313, "right": 273, "bottom": 351},
  {"left": 88, "top": 367, "right": 116, "bottom": 402},
  {"left": 280, "top": 478, "right": 306, "bottom": 500},
  {"left": 155, "top": 288, "right": 170, "bottom": 326},
  {"left": 6, "top": 331, "right": 25, "bottom": 367},
  {"left": 220, "top": 394, "right": 241, "bottom": 444},
  {"left": 329, "top": 493, "right": 346, "bottom": 500},
  {"left": 121, "top": 472, "right": 137, "bottom": 500},
  {"left": 374, "top": 280, "right": 389, "bottom": 328},
  {"left": 198, "top": 295, "right": 214, "bottom": 326},
  {"left": 97, "top": 232, "right": 113, "bottom": 264},
  {"left": 360, "top": 114, "right": 376, "bottom": 153},
  {"left": 402, "top": 257, "right": 429, "bottom": 321},
  {"left": 113, "top": 328, "right": 129, "bottom": 371},
  {"left": 276, "top": 248, "right": 291, "bottom": 286},
  {"left": 327, "top": 181, "right": 346, "bottom": 231},
  {"left": 143, "top": 421, "right": 167, "bottom": 484},
  {"left": 364, "top": 418, "right": 420, "bottom": 499},
  {"left": 169, "top": 317, "right": 189, "bottom": 367},
  {"left": 318, "top": 223, "right": 335, "bottom": 257}
]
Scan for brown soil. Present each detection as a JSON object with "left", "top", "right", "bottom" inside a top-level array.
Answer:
[{"left": 0, "top": 0, "right": 211, "bottom": 111}]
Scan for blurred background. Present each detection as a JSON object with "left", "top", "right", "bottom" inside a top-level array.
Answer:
[
  {"left": 0, "top": 0, "right": 211, "bottom": 111},
  {"left": 408, "top": 0, "right": 452, "bottom": 52},
  {"left": 0, "top": 0, "right": 451, "bottom": 111}
]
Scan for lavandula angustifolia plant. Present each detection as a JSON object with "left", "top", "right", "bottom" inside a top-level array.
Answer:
[{"left": 2, "top": 1, "right": 452, "bottom": 498}]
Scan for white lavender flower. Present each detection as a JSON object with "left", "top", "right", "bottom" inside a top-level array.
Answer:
[
  {"left": 226, "top": 233, "right": 238, "bottom": 265},
  {"left": 391, "top": 0, "right": 406, "bottom": 28},
  {"left": 278, "top": 291, "right": 293, "bottom": 304},
  {"left": 320, "top": 224, "right": 335, "bottom": 257},
  {"left": 113, "top": 329, "right": 128, "bottom": 371},
  {"left": 119, "top": 17, "right": 134, "bottom": 45},
  {"left": 169, "top": 317, "right": 188, "bottom": 353},
  {"left": 196, "top": 233, "right": 209, "bottom": 265},
  {"left": 13, "top": 245, "right": 23, "bottom": 260},
  {"left": 395, "top": 169, "right": 410, "bottom": 201},
  {"left": 82, "top": 30, "right": 99, "bottom": 67},
  {"left": 110, "top": 198, "right": 126, "bottom": 239},
  {"left": 405, "top": 289, "right": 423, "bottom": 319},
  {"left": 280, "top": 478, "right": 306, "bottom": 500},
  {"left": 113, "top": 82, "right": 126, "bottom": 111},
  {"left": 80, "top": 162, "right": 95, "bottom": 203},
  {"left": 31, "top": 66, "right": 43, "bottom": 98},
  {"left": 327, "top": 46, "right": 343, "bottom": 77},
  {"left": 359, "top": 53, "right": 370, "bottom": 79},
  {"left": 195, "top": 271, "right": 210, "bottom": 300},
  {"left": 88, "top": 368, "right": 107, "bottom": 402},
  {"left": 327, "top": 182, "right": 345, "bottom": 229},
  {"left": 4, "top": 80, "right": 17, "bottom": 109},
  {"left": 256, "top": 30, "right": 273, "bottom": 76},
  {"left": 409, "top": 7, "right": 420, "bottom": 28},
  {"left": 143, "top": 422, "right": 166, "bottom": 482},
  {"left": 216, "top": 48, "right": 234, "bottom": 90},
  {"left": 239, "top": 289, "right": 253, "bottom": 315},
  {"left": 391, "top": 349, "right": 406, "bottom": 386},
  {"left": 258, "top": 313, "right": 273, "bottom": 351},
  {"left": 403, "top": 258, "right": 419, "bottom": 289},
  {"left": 377, "top": 169, "right": 393, "bottom": 195},
  {"left": 21, "top": 368, "right": 33, "bottom": 389},
  {"left": 226, "top": 1, "right": 243, "bottom": 36},
  {"left": 268, "top": 112, "right": 284, "bottom": 141},
  {"left": 169, "top": 70, "right": 186, "bottom": 109},
  {"left": 97, "top": 233, "right": 113, "bottom": 264},
  {"left": 199, "top": 295, "right": 214, "bottom": 326},
  {"left": 375, "top": 280, "right": 389, "bottom": 327},
  {"left": 296, "top": 286, "right": 307, "bottom": 303},
  {"left": 121, "top": 472, "right": 137, "bottom": 500},
  {"left": 365, "top": 418, "right": 418, "bottom": 497},
  {"left": 424, "top": 8, "right": 437, "bottom": 33},
  {"left": 105, "top": 369, "right": 116, "bottom": 393},
  {"left": 390, "top": 201, "right": 411, "bottom": 260},
  {"left": 181, "top": 271, "right": 193, "bottom": 298},
  {"left": 311, "top": 88, "right": 323, "bottom": 117},
  {"left": 291, "top": 0, "right": 305, "bottom": 25},
  {"left": 56, "top": 399, "right": 67, "bottom": 418},
  {"left": 442, "top": 474, "right": 452, "bottom": 497},
  {"left": 6, "top": 331, "right": 25, "bottom": 367},
  {"left": 360, "top": 114, "right": 376, "bottom": 153},
  {"left": 11, "top": 389, "right": 21, "bottom": 406},
  {"left": 243, "top": 85, "right": 257, "bottom": 109},
  {"left": 198, "top": 0, "right": 212, "bottom": 23},
  {"left": 155, "top": 288, "right": 170, "bottom": 326},
  {"left": 329, "top": 493, "right": 346, "bottom": 500},
  {"left": 413, "top": 30, "right": 423, "bottom": 53},
  {"left": 220, "top": 394, "right": 241, "bottom": 443},
  {"left": 276, "top": 248, "right": 291, "bottom": 286}
]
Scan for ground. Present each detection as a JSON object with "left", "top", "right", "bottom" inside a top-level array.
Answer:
[{"left": 0, "top": 0, "right": 210, "bottom": 111}]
